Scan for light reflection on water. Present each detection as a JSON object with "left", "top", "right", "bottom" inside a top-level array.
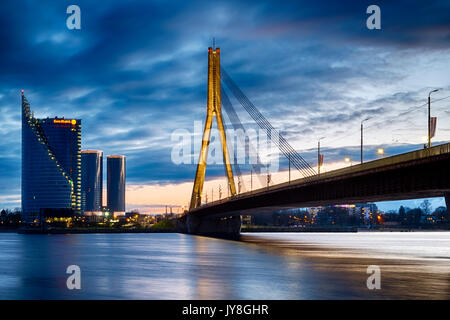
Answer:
[
  {"left": 0, "top": 232, "right": 449, "bottom": 299},
  {"left": 242, "top": 232, "right": 450, "bottom": 260}
]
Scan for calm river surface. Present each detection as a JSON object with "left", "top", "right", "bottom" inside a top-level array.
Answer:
[{"left": 0, "top": 232, "right": 449, "bottom": 299}]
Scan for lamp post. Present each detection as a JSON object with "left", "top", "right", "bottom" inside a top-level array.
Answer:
[
  {"left": 318, "top": 137, "right": 325, "bottom": 175},
  {"left": 428, "top": 89, "right": 440, "bottom": 148},
  {"left": 361, "top": 117, "right": 371, "bottom": 164},
  {"left": 288, "top": 153, "right": 291, "bottom": 183}
]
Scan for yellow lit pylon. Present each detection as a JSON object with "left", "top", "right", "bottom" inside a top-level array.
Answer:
[{"left": 190, "top": 46, "right": 237, "bottom": 209}]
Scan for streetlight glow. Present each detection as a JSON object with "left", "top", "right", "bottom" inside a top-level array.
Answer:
[
  {"left": 318, "top": 137, "right": 325, "bottom": 175},
  {"left": 377, "top": 148, "right": 384, "bottom": 155}
]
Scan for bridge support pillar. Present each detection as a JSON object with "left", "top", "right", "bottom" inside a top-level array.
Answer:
[
  {"left": 445, "top": 193, "right": 450, "bottom": 222},
  {"left": 185, "top": 214, "right": 241, "bottom": 239}
]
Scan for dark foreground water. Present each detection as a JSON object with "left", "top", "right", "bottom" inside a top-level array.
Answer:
[{"left": 0, "top": 232, "right": 449, "bottom": 299}]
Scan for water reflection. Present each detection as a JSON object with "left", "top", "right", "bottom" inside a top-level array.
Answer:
[
  {"left": 0, "top": 232, "right": 449, "bottom": 299},
  {"left": 242, "top": 232, "right": 450, "bottom": 299}
]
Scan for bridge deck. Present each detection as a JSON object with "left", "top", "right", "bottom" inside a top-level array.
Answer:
[{"left": 191, "top": 143, "right": 450, "bottom": 214}]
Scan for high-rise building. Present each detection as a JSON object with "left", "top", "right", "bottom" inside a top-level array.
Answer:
[
  {"left": 81, "top": 150, "right": 103, "bottom": 214},
  {"left": 21, "top": 91, "right": 82, "bottom": 222},
  {"left": 107, "top": 155, "right": 126, "bottom": 214}
]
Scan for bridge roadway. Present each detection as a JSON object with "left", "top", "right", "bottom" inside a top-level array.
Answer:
[{"left": 180, "top": 143, "right": 450, "bottom": 237}]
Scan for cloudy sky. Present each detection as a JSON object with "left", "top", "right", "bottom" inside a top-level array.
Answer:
[{"left": 0, "top": 0, "right": 449, "bottom": 213}]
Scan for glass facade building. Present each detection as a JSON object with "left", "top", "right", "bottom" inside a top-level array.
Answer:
[
  {"left": 107, "top": 155, "right": 126, "bottom": 213},
  {"left": 81, "top": 150, "right": 103, "bottom": 214},
  {"left": 21, "top": 92, "right": 82, "bottom": 222}
]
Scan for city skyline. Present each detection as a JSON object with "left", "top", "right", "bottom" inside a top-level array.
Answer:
[{"left": 0, "top": 0, "right": 449, "bottom": 213}]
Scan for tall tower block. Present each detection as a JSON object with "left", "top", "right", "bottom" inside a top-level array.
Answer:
[
  {"left": 107, "top": 155, "right": 126, "bottom": 214},
  {"left": 21, "top": 91, "right": 82, "bottom": 221},
  {"left": 81, "top": 150, "right": 103, "bottom": 214}
]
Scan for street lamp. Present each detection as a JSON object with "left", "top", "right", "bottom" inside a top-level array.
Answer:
[
  {"left": 288, "top": 152, "right": 291, "bottom": 183},
  {"left": 318, "top": 137, "right": 325, "bottom": 175},
  {"left": 428, "top": 88, "right": 440, "bottom": 148},
  {"left": 344, "top": 157, "right": 351, "bottom": 166},
  {"left": 361, "top": 117, "right": 371, "bottom": 164},
  {"left": 377, "top": 148, "right": 384, "bottom": 155}
]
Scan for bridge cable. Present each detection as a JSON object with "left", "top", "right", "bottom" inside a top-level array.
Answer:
[
  {"left": 221, "top": 69, "right": 316, "bottom": 177},
  {"left": 221, "top": 69, "right": 314, "bottom": 175},
  {"left": 221, "top": 68, "right": 316, "bottom": 178},
  {"left": 221, "top": 88, "right": 267, "bottom": 190},
  {"left": 221, "top": 88, "right": 265, "bottom": 173}
]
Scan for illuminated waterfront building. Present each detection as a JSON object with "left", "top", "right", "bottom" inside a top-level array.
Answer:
[
  {"left": 21, "top": 91, "right": 82, "bottom": 222},
  {"left": 107, "top": 155, "right": 126, "bottom": 214},
  {"left": 81, "top": 150, "right": 103, "bottom": 214}
]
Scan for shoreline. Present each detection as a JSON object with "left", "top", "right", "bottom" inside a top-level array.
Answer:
[
  {"left": 16, "top": 227, "right": 176, "bottom": 234},
  {"left": 241, "top": 226, "right": 357, "bottom": 232},
  {"left": 241, "top": 226, "right": 450, "bottom": 233},
  {"left": 4, "top": 226, "right": 450, "bottom": 234}
]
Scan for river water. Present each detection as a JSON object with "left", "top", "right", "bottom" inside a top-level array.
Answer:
[{"left": 0, "top": 232, "right": 449, "bottom": 299}]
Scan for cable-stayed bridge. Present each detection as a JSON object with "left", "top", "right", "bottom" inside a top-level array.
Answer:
[{"left": 177, "top": 46, "right": 450, "bottom": 238}]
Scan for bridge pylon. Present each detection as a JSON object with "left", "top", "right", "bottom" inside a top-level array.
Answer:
[{"left": 190, "top": 46, "right": 237, "bottom": 210}]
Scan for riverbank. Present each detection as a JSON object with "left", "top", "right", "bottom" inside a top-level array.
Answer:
[
  {"left": 17, "top": 227, "right": 176, "bottom": 234},
  {"left": 242, "top": 225, "right": 450, "bottom": 233},
  {"left": 0, "top": 228, "right": 18, "bottom": 233},
  {"left": 241, "top": 226, "right": 357, "bottom": 232},
  {"left": 11, "top": 227, "right": 450, "bottom": 234}
]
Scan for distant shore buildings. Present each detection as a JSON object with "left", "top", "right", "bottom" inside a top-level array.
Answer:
[{"left": 21, "top": 91, "right": 126, "bottom": 222}]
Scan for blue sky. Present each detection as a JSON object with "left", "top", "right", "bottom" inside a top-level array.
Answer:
[{"left": 0, "top": 0, "right": 449, "bottom": 212}]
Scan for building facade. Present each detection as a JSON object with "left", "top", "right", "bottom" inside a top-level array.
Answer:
[
  {"left": 81, "top": 150, "right": 103, "bottom": 214},
  {"left": 21, "top": 92, "right": 82, "bottom": 221},
  {"left": 107, "top": 155, "right": 126, "bottom": 214}
]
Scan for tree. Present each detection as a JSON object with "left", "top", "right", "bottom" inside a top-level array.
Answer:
[
  {"left": 399, "top": 206, "right": 406, "bottom": 224},
  {"left": 0, "top": 209, "right": 6, "bottom": 224},
  {"left": 406, "top": 208, "right": 422, "bottom": 226},
  {"left": 432, "top": 206, "right": 447, "bottom": 222},
  {"left": 420, "top": 200, "right": 432, "bottom": 215}
]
